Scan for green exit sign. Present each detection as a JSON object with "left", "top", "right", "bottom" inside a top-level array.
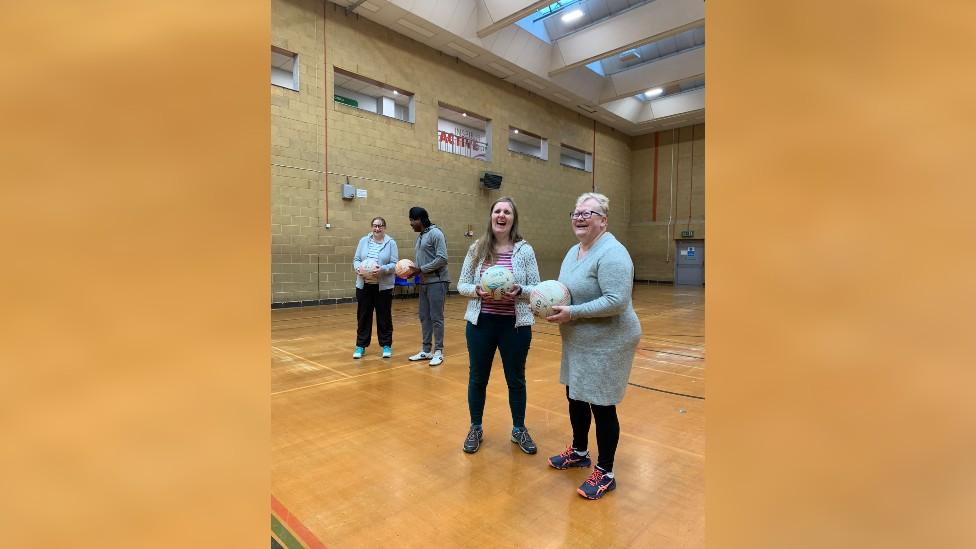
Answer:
[
  {"left": 334, "top": 94, "right": 359, "bottom": 108},
  {"left": 681, "top": 230, "right": 694, "bottom": 237}
]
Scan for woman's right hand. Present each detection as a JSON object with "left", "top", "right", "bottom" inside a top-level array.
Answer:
[
  {"left": 546, "top": 305, "right": 572, "bottom": 324},
  {"left": 475, "top": 286, "right": 490, "bottom": 299}
]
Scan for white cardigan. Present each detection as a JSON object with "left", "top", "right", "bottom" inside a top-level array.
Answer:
[{"left": 457, "top": 240, "right": 541, "bottom": 328}]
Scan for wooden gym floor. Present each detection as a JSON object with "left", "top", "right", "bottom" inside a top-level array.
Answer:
[{"left": 271, "top": 284, "right": 704, "bottom": 548}]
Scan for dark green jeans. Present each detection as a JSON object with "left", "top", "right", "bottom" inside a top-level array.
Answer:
[{"left": 465, "top": 313, "right": 532, "bottom": 428}]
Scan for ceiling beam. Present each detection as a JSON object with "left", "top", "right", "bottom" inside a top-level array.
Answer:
[
  {"left": 342, "top": 0, "right": 705, "bottom": 135},
  {"left": 548, "top": 0, "right": 704, "bottom": 76},
  {"left": 599, "top": 46, "right": 704, "bottom": 103},
  {"left": 476, "top": 0, "right": 551, "bottom": 38},
  {"left": 601, "top": 87, "right": 705, "bottom": 125},
  {"left": 602, "top": 97, "right": 646, "bottom": 122},
  {"left": 642, "top": 87, "right": 705, "bottom": 122}
]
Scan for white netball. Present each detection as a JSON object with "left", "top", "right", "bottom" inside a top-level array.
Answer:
[
  {"left": 480, "top": 265, "right": 515, "bottom": 300},
  {"left": 361, "top": 258, "right": 380, "bottom": 282},
  {"left": 395, "top": 258, "right": 416, "bottom": 278},
  {"left": 529, "top": 280, "right": 571, "bottom": 318}
]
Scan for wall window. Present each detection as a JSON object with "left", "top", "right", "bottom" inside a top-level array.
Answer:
[
  {"left": 333, "top": 67, "right": 415, "bottom": 123},
  {"left": 436, "top": 103, "right": 491, "bottom": 161},
  {"left": 560, "top": 143, "right": 593, "bottom": 172},
  {"left": 271, "top": 46, "right": 299, "bottom": 91},
  {"left": 508, "top": 127, "right": 548, "bottom": 160}
]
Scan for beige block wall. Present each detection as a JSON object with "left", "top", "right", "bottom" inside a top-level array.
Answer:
[
  {"left": 629, "top": 124, "right": 705, "bottom": 281},
  {"left": 271, "top": 0, "right": 636, "bottom": 303},
  {"left": 272, "top": 0, "right": 327, "bottom": 302}
]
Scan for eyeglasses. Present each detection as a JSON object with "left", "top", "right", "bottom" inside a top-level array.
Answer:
[
  {"left": 569, "top": 210, "right": 606, "bottom": 220},
  {"left": 371, "top": 224, "right": 385, "bottom": 228}
]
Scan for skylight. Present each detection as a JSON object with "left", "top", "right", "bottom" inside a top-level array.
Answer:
[
  {"left": 533, "top": 1, "right": 583, "bottom": 23},
  {"left": 515, "top": 0, "right": 585, "bottom": 43}
]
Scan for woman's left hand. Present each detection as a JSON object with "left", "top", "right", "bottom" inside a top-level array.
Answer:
[
  {"left": 546, "top": 305, "right": 572, "bottom": 324},
  {"left": 501, "top": 284, "right": 521, "bottom": 301}
]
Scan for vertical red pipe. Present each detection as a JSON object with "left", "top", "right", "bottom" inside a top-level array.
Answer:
[
  {"left": 687, "top": 125, "right": 695, "bottom": 228},
  {"left": 322, "top": 1, "right": 329, "bottom": 225},
  {"left": 592, "top": 119, "right": 597, "bottom": 191},
  {"left": 652, "top": 131, "right": 659, "bottom": 222}
]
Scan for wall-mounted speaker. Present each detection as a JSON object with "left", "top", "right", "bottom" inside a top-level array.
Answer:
[{"left": 479, "top": 171, "right": 503, "bottom": 190}]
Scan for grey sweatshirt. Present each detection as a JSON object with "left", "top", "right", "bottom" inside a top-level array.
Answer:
[{"left": 415, "top": 224, "right": 449, "bottom": 284}]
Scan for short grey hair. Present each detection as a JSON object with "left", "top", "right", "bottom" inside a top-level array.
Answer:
[{"left": 575, "top": 192, "right": 609, "bottom": 216}]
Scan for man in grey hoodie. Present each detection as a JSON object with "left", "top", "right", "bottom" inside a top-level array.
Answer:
[{"left": 405, "top": 206, "right": 449, "bottom": 366}]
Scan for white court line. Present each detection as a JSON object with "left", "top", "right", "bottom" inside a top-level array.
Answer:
[
  {"left": 633, "top": 364, "right": 705, "bottom": 380},
  {"left": 397, "top": 357, "right": 706, "bottom": 460},
  {"left": 271, "top": 349, "right": 704, "bottom": 459},
  {"left": 271, "top": 363, "right": 415, "bottom": 396},
  {"left": 272, "top": 346, "right": 352, "bottom": 379},
  {"left": 271, "top": 349, "right": 471, "bottom": 396},
  {"left": 635, "top": 354, "right": 705, "bottom": 370}
]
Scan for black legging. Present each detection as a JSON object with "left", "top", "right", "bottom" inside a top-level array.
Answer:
[
  {"left": 355, "top": 285, "right": 393, "bottom": 348},
  {"left": 567, "top": 386, "right": 619, "bottom": 472}
]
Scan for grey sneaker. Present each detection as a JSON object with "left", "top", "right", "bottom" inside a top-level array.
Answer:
[
  {"left": 429, "top": 350, "right": 444, "bottom": 367},
  {"left": 408, "top": 351, "right": 432, "bottom": 361},
  {"left": 462, "top": 426, "right": 483, "bottom": 453},
  {"left": 511, "top": 428, "right": 537, "bottom": 454}
]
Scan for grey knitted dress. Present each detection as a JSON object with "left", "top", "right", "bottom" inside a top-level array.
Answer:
[{"left": 557, "top": 233, "right": 642, "bottom": 406}]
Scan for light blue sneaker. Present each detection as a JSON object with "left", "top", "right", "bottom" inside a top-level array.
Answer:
[
  {"left": 353, "top": 346, "right": 365, "bottom": 359},
  {"left": 382, "top": 346, "right": 392, "bottom": 358}
]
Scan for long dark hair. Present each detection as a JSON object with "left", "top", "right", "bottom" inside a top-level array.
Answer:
[{"left": 471, "top": 196, "right": 522, "bottom": 266}]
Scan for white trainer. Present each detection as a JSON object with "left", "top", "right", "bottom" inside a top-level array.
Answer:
[
  {"left": 408, "top": 351, "right": 432, "bottom": 361},
  {"left": 429, "top": 350, "right": 444, "bottom": 367}
]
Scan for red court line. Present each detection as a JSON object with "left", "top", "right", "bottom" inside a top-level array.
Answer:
[{"left": 271, "top": 494, "right": 329, "bottom": 549}]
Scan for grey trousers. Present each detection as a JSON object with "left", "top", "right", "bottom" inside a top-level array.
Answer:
[{"left": 418, "top": 282, "right": 447, "bottom": 352}]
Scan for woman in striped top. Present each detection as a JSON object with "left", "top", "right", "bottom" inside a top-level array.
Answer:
[{"left": 456, "top": 197, "right": 541, "bottom": 455}]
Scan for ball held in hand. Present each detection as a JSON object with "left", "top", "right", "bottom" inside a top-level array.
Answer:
[
  {"left": 529, "top": 280, "right": 571, "bottom": 318},
  {"left": 395, "top": 258, "right": 416, "bottom": 278},
  {"left": 361, "top": 258, "right": 380, "bottom": 282},
  {"left": 480, "top": 265, "right": 515, "bottom": 300}
]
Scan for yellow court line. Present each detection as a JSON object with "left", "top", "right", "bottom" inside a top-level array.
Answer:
[{"left": 272, "top": 346, "right": 352, "bottom": 379}]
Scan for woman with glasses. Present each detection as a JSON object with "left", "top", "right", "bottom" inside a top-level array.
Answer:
[
  {"left": 456, "top": 197, "right": 541, "bottom": 455},
  {"left": 352, "top": 217, "right": 399, "bottom": 359},
  {"left": 544, "top": 192, "right": 641, "bottom": 500}
]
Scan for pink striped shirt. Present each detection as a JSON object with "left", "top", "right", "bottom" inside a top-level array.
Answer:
[{"left": 480, "top": 252, "right": 515, "bottom": 316}]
